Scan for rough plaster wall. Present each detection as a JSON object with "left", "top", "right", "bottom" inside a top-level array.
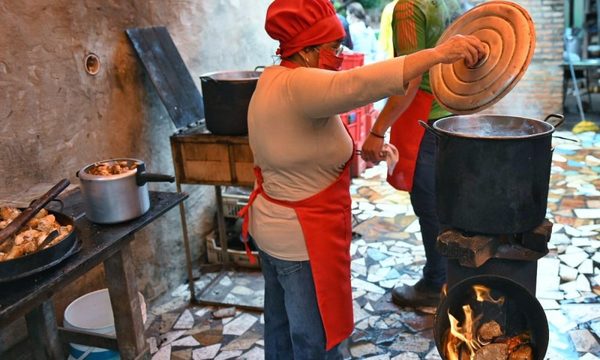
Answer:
[{"left": 0, "top": 0, "right": 276, "bottom": 350}]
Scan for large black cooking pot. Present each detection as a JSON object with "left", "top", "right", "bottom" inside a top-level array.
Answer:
[
  {"left": 434, "top": 275, "right": 548, "bottom": 360},
  {"left": 200, "top": 70, "right": 261, "bottom": 136},
  {"left": 420, "top": 114, "right": 564, "bottom": 234}
]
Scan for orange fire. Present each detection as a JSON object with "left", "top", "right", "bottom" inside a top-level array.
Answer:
[
  {"left": 473, "top": 284, "right": 505, "bottom": 305},
  {"left": 444, "top": 285, "right": 505, "bottom": 360}
]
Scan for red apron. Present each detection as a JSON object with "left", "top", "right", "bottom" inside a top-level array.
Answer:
[
  {"left": 237, "top": 115, "right": 355, "bottom": 349},
  {"left": 387, "top": 89, "right": 434, "bottom": 192}
]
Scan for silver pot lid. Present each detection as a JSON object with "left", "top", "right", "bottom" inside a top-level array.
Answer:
[{"left": 429, "top": 1, "right": 536, "bottom": 114}]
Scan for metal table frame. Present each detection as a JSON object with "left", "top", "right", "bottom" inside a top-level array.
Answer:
[{"left": 170, "top": 131, "right": 262, "bottom": 311}]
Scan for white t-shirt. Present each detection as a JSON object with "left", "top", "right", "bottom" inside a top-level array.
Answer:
[{"left": 248, "top": 56, "right": 408, "bottom": 260}]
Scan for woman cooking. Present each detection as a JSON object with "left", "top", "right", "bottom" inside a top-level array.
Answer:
[{"left": 237, "top": 0, "right": 485, "bottom": 358}]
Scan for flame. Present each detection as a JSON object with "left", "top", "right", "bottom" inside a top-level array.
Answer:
[
  {"left": 444, "top": 285, "right": 504, "bottom": 360},
  {"left": 446, "top": 305, "right": 483, "bottom": 359},
  {"left": 473, "top": 284, "right": 504, "bottom": 305}
]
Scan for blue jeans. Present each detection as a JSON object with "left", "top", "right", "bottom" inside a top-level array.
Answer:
[
  {"left": 258, "top": 249, "right": 343, "bottom": 360},
  {"left": 410, "top": 129, "right": 447, "bottom": 290}
]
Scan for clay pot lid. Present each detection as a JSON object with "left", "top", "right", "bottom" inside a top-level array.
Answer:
[{"left": 429, "top": 0, "right": 536, "bottom": 114}]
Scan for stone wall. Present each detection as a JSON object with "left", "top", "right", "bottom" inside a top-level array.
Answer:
[
  {"left": 475, "top": 0, "right": 565, "bottom": 118},
  {"left": 0, "top": 0, "right": 275, "bottom": 351}
]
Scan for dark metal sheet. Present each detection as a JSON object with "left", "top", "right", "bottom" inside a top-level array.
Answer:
[{"left": 126, "top": 26, "right": 204, "bottom": 129}]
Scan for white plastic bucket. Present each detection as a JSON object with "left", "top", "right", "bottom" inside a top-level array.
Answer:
[{"left": 64, "top": 289, "right": 146, "bottom": 360}]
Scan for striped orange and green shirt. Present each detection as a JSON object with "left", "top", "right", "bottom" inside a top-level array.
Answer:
[{"left": 392, "top": 0, "right": 462, "bottom": 120}]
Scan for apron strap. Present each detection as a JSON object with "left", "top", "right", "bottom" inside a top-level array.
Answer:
[{"left": 236, "top": 167, "right": 264, "bottom": 264}]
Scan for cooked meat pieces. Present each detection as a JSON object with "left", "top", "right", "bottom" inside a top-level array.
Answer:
[
  {"left": 0, "top": 207, "right": 72, "bottom": 261},
  {"left": 87, "top": 160, "right": 137, "bottom": 176},
  {"left": 0, "top": 207, "right": 21, "bottom": 221}
]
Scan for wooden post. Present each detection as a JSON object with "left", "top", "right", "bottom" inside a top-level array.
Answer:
[
  {"left": 215, "top": 185, "right": 231, "bottom": 264},
  {"left": 25, "top": 300, "right": 65, "bottom": 360},
  {"left": 104, "top": 242, "right": 147, "bottom": 359},
  {"left": 176, "top": 180, "right": 197, "bottom": 301}
]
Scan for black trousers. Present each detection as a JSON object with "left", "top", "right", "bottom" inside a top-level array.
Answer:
[{"left": 410, "top": 130, "right": 447, "bottom": 289}]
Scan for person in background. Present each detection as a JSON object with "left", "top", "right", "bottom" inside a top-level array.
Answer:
[
  {"left": 378, "top": 0, "right": 399, "bottom": 59},
  {"left": 238, "top": 0, "right": 483, "bottom": 358},
  {"left": 346, "top": 2, "right": 380, "bottom": 63},
  {"left": 332, "top": 0, "right": 354, "bottom": 49},
  {"left": 361, "top": 0, "right": 463, "bottom": 308}
]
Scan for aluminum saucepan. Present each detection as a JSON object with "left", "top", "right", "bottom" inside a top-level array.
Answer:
[{"left": 77, "top": 158, "right": 174, "bottom": 224}]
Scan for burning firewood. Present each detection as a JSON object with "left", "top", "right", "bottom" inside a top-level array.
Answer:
[
  {"left": 505, "top": 333, "right": 531, "bottom": 353},
  {"left": 474, "top": 343, "right": 508, "bottom": 359},
  {"left": 508, "top": 345, "right": 533, "bottom": 360},
  {"left": 478, "top": 320, "right": 503, "bottom": 342},
  {"left": 443, "top": 284, "right": 536, "bottom": 360}
]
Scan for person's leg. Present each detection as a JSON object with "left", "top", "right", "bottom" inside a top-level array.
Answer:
[
  {"left": 264, "top": 253, "right": 343, "bottom": 360},
  {"left": 259, "top": 250, "right": 294, "bottom": 359},
  {"left": 410, "top": 130, "right": 446, "bottom": 289},
  {"left": 392, "top": 130, "right": 446, "bottom": 307}
]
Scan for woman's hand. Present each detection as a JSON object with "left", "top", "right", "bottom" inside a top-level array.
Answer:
[
  {"left": 433, "top": 34, "right": 486, "bottom": 68},
  {"left": 360, "top": 133, "right": 386, "bottom": 164}
]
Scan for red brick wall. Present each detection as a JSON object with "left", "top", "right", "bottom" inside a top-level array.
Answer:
[{"left": 473, "top": 0, "right": 565, "bottom": 118}]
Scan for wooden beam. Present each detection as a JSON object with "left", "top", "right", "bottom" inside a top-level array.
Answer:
[
  {"left": 104, "top": 242, "right": 146, "bottom": 359},
  {"left": 58, "top": 327, "right": 119, "bottom": 350},
  {"left": 25, "top": 300, "right": 64, "bottom": 360}
]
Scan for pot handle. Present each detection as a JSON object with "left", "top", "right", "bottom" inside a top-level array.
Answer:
[
  {"left": 136, "top": 172, "right": 175, "bottom": 186},
  {"left": 542, "top": 114, "right": 565, "bottom": 128},
  {"left": 418, "top": 120, "right": 445, "bottom": 138},
  {"left": 200, "top": 75, "right": 216, "bottom": 83},
  {"left": 254, "top": 66, "right": 265, "bottom": 72},
  {"left": 552, "top": 135, "right": 579, "bottom": 143}
]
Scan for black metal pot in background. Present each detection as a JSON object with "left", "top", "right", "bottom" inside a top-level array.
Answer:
[
  {"left": 200, "top": 70, "right": 262, "bottom": 136},
  {"left": 434, "top": 275, "right": 549, "bottom": 360},
  {"left": 421, "top": 114, "right": 564, "bottom": 235}
]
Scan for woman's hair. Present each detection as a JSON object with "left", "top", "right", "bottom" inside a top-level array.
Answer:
[{"left": 347, "top": 2, "right": 368, "bottom": 22}]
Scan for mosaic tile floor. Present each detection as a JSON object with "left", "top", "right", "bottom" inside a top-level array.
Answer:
[{"left": 146, "top": 130, "right": 600, "bottom": 360}]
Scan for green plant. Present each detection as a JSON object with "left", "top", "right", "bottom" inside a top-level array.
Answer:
[{"left": 334, "top": 0, "right": 386, "bottom": 11}]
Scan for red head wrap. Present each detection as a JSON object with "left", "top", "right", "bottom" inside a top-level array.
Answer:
[{"left": 265, "top": 0, "right": 346, "bottom": 58}]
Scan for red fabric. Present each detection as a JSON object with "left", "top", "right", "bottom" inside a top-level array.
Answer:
[
  {"left": 279, "top": 59, "right": 300, "bottom": 68},
  {"left": 265, "top": 0, "right": 345, "bottom": 58},
  {"left": 387, "top": 90, "right": 434, "bottom": 191},
  {"left": 238, "top": 125, "right": 355, "bottom": 350}
]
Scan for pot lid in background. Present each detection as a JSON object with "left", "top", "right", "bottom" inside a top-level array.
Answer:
[{"left": 429, "top": 1, "right": 536, "bottom": 114}]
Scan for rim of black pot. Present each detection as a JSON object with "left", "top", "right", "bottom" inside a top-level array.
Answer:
[{"left": 432, "top": 114, "right": 555, "bottom": 140}]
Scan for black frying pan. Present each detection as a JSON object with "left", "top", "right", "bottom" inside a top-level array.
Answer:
[
  {"left": 0, "top": 179, "right": 70, "bottom": 245},
  {"left": 0, "top": 210, "right": 78, "bottom": 282},
  {"left": 434, "top": 275, "right": 549, "bottom": 360}
]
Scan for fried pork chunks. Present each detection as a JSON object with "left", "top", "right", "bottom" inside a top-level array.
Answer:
[
  {"left": 87, "top": 160, "right": 137, "bottom": 176},
  {"left": 0, "top": 207, "right": 72, "bottom": 261}
]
